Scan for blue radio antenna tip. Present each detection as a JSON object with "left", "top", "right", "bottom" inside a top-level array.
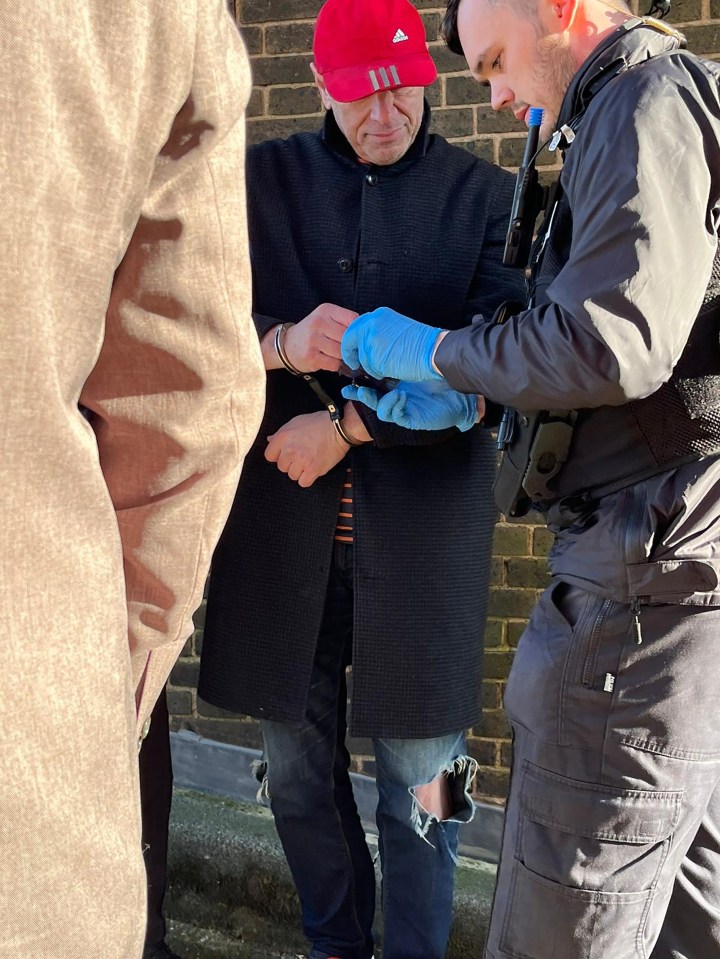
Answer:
[{"left": 528, "top": 107, "right": 544, "bottom": 127}]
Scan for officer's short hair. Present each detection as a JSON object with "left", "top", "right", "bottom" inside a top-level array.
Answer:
[{"left": 442, "top": 0, "right": 540, "bottom": 57}]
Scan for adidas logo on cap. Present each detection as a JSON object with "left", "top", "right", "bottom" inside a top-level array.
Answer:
[{"left": 392, "top": 28, "right": 409, "bottom": 43}]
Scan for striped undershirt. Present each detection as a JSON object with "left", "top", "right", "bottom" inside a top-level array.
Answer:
[{"left": 335, "top": 467, "right": 353, "bottom": 543}]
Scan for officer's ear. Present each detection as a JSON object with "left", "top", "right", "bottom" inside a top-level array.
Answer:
[
  {"left": 539, "top": 0, "right": 579, "bottom": 32},
  {"left": 311, "top": 63, "right": 334, "bottom": 110}
]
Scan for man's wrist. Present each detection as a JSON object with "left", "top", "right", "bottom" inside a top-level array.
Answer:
[
  {"left": 332, "top": 416, "right": 364, "bottom": 448},
  {"left": 340, "top": 401, "right": 372, "bottom": 445},
  {"left": 275, "top": 322, "right": 304, "bottom": 375},
  {"left": 260, "top": 324, "right": 284, "bottom": 370}
]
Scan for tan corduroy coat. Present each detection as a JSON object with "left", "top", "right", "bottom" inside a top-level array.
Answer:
[{"left": 0, "top": 2, "right": 264, "bottom": 956}]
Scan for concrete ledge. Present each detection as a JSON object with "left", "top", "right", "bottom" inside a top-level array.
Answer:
[{"left": 167, "top": 788, "right": 496, "bottom": 959}]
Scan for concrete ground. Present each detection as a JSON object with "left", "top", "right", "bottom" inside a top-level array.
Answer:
[{"left": 164, "top": 789, "right": 497, "bottom": 958}]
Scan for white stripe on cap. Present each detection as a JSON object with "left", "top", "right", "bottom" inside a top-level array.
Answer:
[{"left": 369, "top": 66, "right": 401, "bottom": 92}]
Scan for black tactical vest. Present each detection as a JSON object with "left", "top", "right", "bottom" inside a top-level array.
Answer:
[{"left": 530, "top": 183, "right": 720, "bottom": 503}]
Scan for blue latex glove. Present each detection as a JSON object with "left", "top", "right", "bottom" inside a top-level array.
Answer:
[
  {"left": 342, "top": 379, "right": 479, "bottom": 432},
  {"left": 341, "top": 307, "right": 444, "bottom": 383}
]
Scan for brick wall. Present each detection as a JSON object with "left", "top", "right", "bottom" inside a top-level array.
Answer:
[{"left": 169, "top": 0, "right": 720, "bottom": 804}]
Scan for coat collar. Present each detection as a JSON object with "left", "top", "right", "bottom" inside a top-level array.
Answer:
[
  {"left": 556, "top": 17, "right": 685, "bottom": 133},
  {"left": 320, "top": 100, "right": 432, "bottom": 174}
]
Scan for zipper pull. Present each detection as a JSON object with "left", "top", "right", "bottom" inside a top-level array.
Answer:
[{"left": 630, "top": 597, "right": 643, "bottom": 644}]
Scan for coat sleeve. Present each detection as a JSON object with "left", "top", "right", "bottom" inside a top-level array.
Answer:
[
  {"left": 356, "top": 165, "right": 525, "bottom": 446},
  {"left": 80, "top": 0, "right": 265, "bottom": 732},
  {"left": 253, "top": 312, "right": 283, "bottom": 340},
  {"left": 435, "top": 62, "right": 720, "bottom": 411}
]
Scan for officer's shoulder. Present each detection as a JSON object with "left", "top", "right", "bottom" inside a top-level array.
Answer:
[
  {"left": 426, "top": 132, "right": 514, "bottom": 187},
  {"left": 595, "top": 49, "right": 718, "bottom": 115}
]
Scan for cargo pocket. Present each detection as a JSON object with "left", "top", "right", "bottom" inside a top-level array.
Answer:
[{"left": 500, "top": 763, "right": 682, "bottom": 959}]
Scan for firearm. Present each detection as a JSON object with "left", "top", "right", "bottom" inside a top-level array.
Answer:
[{"left": 503, "top": 107, "right": 546, "bottom": 269}]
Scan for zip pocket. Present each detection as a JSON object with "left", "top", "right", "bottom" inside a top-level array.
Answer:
[{"left": 581, "top": 597, "right": 614, "bottom": 687}]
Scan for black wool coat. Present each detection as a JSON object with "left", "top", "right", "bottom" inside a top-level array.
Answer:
[{"left": 198, "top": 106, "right": 526, "bottom": 738}]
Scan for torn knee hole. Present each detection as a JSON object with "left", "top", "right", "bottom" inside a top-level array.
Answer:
[
  {"left": 409, "top": 755, "right": 478, "bottom": 839},
  {"left": 414, "top": 775, "right": 454, "bottom": 820}
]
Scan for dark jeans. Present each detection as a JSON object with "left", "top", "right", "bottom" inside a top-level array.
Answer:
[
  {"left": 260, "top": 541, "right": 475, "bottom": 959},
  {"left": 139, "top": 687, "right": 173, "bottom": 950},
  {"left": 486, "top": 580, "right": 720, "bottom": 959}
]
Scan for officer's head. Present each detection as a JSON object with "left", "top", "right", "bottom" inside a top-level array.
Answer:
[
  {"left": 442, "top": 0, "right": 631, "bottom": 137},
  {"left": 311, "top": 0, "right": 437, "bottom": 166}
]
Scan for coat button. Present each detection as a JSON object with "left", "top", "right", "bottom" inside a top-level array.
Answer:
[
  {"left": 337, "top": 257, "right": 354, "bottom": 273},
  {"left": 365, "top": 173, "right": 378, "bottom": 185}
]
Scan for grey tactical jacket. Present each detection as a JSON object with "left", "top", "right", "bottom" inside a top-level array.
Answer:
[{"left": 436, "top": 21, "right": 720, "bottom": 606}]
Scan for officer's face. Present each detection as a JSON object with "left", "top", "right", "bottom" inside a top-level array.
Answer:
[
  {"left": 314, "top": 74, "right": 425, "bottom": 167},
  {"left": 457, "top": 0, "right": 577, "bottom": 139}
]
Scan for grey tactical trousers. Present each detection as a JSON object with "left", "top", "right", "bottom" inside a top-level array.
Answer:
[{"left": 486, "top": 580, "right": 720, "bottom": 959}]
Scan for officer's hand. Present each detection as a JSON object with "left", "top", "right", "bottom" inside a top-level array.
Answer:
[
  {"left": 265, "top": 411, "right": 349, "bottom": 488},
  {"left": 341, "top": 307, "right": 444, "bottom": 382},
  {"left": 343, "top": 379, "right": 482, "bottom": 432},
  {"left": 284, "top": 304, "right": 359, "bottom": 373}
]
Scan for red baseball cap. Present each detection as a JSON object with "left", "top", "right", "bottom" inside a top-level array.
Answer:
[{"left": 313, "top": 0, "right": 438, "bottom": 103}]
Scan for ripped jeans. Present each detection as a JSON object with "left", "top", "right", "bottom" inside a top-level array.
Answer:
[{"left": 259, "top": 542, "right": 476, "bottom": 959}]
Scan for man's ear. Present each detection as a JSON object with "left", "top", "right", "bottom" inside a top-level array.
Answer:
[
  {"left": 539, "top": 0, "right": 579, "bottom": 32},
  {"left": 311, "top": 63, "right": 333, "bottom": 110}
]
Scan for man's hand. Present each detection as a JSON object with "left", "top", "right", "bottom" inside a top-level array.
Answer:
[
  {"left": 283, "top": 304, "right": 358, "bottom": 373},
  {"left": 342, "top": 379, "right": 483, "bottom": 432},
  {"left": 265, "top": 411, "right": 350, "bottom": 487},
  {"left": 341, "top": 307, "right": 444, "bottom": 382}
]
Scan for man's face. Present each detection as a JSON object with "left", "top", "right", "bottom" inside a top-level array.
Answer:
[
  {"left": 314, "top": 70, "right": 425, "bottom": 166},
  {"left": 457, "top": 0, "right": 577, "bottom": 138}
]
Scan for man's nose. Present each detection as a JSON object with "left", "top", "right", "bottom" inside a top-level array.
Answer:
[
  {"left": 490, "top": 84, "right": 514, "bottom": 112},
  {"left": 370, "top": 90, "right": 397, "bottom": 123}
]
